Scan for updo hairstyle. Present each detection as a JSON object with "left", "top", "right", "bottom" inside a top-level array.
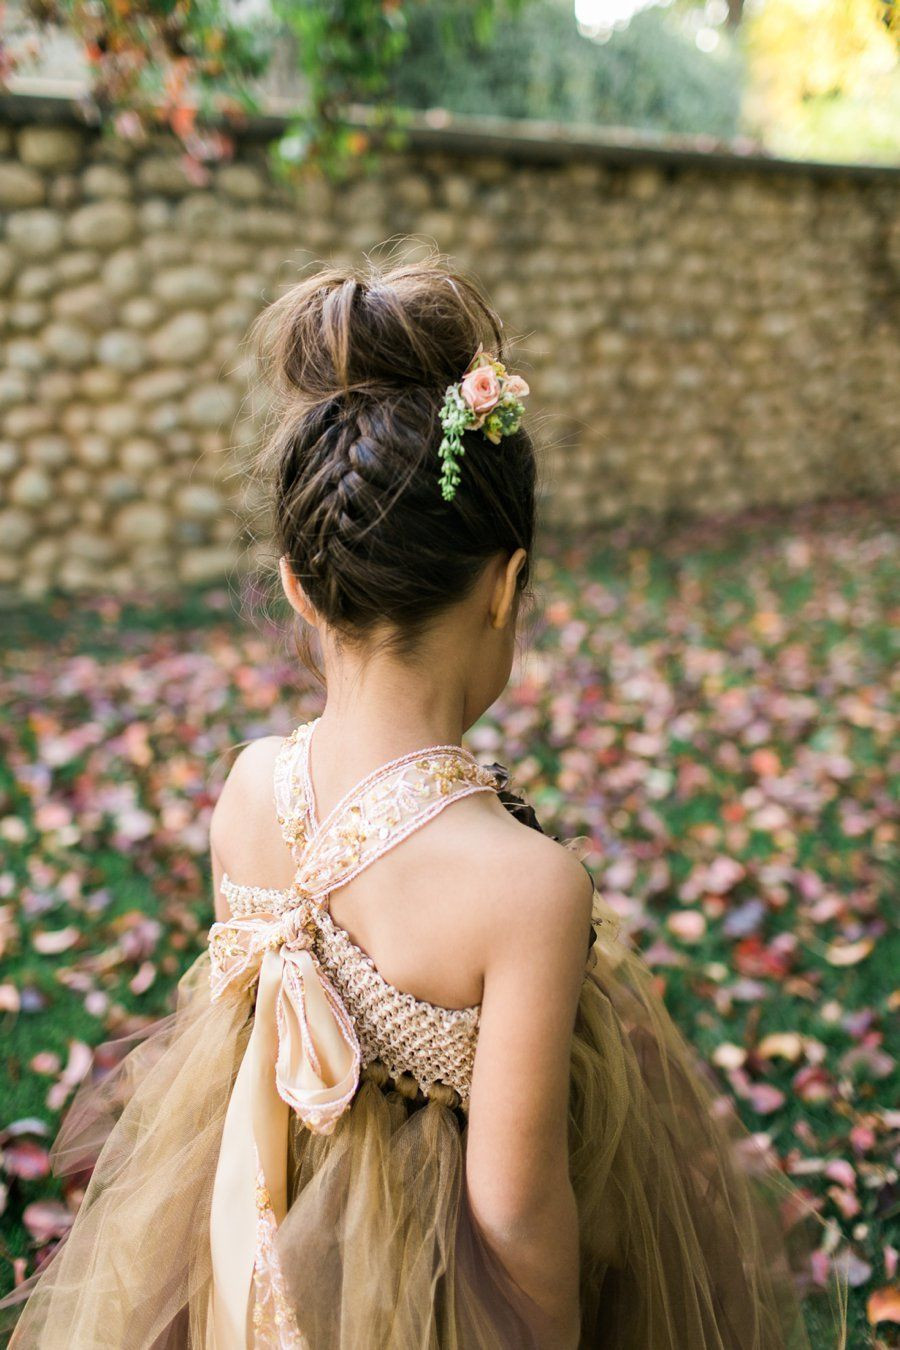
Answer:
[{"left": 253, "top": 257, "right": 537, "bottom": 656}]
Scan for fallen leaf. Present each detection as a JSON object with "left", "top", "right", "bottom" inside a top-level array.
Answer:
[
  {"left": 22, "top": 1200, "right": 74, "bottom": 1242},
  {"left": 33, "top": 926, "right": 80, "bottom": 955},
  {"left": 867, "top": 1285, "right": 900, "bottom": 1326},
  {"left": 2, "top": 1140, "right": 51, "bottom": 1180},
  {"left": 825, "top": 938, "right": 873, "bottom": 967},
  {"left": 667, "top": 910, "right": 707, "bottom": 942},
  {"left": 757, "top": 1032, "right": 804, "bottom": 1062},
  {"left": 746, "top": 1084, "right": 786, "bottom": 1115}
]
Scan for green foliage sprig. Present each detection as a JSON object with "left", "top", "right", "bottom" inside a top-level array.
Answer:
[{"left": 437, "top": 349, "right": 529, "bottom": 502}]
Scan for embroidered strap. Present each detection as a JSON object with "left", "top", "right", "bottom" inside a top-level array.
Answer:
[
  {"left": 273, "top": 720, "right": 501, "bottom": 903},
  {"left": 274, "top": 725, "right": 315, "bottom": 862}
]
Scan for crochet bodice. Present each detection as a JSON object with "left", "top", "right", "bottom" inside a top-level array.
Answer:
[{"left": 213, "top": 720, "right": 502, "bottom": 1114}]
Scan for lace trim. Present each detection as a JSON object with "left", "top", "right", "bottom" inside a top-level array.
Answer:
[
  {"left": 273, "top": 725, "right": 315, "bottom": 864},
  {"left": 252, "top": 1155, "right": 306, "bottom": 1348},
  {"left": 273, "top": 720, "right": 500, "bottom": 891},
  {"left": 220, "top": 874, "right": 294, "bottom": 918},
  {"left": 295, "top": 754, "right": 500, "bottom": 902}
]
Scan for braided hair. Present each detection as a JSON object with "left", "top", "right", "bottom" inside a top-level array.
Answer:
[{"left": 254, "top": 257, "right": 536, "bottom": 656}]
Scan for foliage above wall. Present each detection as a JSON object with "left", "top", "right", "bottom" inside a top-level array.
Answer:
[
  {"left": 744, "top": 0, "right": 900, "bottom": 163},
  {"left": 391, "top": 0, "right": 743, "bottom": 139},
  {"left": 1, "top": 0, "right": 897, "bottom": 174},
  {"left": 0, "top": 0, "right": 523, "bottom": 175}
]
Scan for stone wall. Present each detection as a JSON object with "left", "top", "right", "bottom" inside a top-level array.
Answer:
[{"left": 1, "top": 96, "right": 898, "bottom": 595}]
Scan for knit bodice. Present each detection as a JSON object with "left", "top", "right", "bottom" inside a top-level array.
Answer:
[{"left": 214, "top": 721, "right": 502, "bottom": 1111}]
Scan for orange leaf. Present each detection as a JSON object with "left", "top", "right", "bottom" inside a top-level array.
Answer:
[
  {"left": 867, "top": 1285, "right": 900, "bottom": 1326},
  {"left": 171, "top": 104, "right": 197, "bottom": 140}
]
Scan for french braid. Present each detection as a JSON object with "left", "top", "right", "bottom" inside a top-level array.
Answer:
[{"left": 255, "top": 255, "right": 537, "bottom": 656}]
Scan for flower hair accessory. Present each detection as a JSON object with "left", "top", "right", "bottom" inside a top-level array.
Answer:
[{"left": 437, "top": 347, "right": 530, "bottom": 502}]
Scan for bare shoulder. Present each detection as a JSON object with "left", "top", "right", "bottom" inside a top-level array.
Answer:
[
  {"left": 494, "top": 810, "right": 593, "bottom": 926},
  {"left": 446, "top": 798, "right": 594, "bottom": 955},
  {"left": 209, "top": 735, "right": 288, "bottom": 879}
]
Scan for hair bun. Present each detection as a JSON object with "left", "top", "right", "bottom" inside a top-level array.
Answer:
[{"left": 254, "top": 258, "right": 505, "bottom": 409}]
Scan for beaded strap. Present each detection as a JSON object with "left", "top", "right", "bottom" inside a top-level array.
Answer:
[
  {"left": 274, "top": 726, "right": 315, "bottom": 863},
  {"left": 274, "top": 720, "right": 501, "bottom": 904}
]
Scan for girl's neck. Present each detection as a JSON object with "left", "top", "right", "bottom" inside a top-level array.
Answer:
[{"left": 315, "top": 647, "right": 470, "bottom": 763}]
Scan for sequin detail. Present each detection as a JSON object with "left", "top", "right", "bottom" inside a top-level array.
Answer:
[
  {"left": 251, "top": 1158, "right": 306, "bottom": 1348},
  {"left": 276, "top": 721, "right": 500, "bottom": 904}
]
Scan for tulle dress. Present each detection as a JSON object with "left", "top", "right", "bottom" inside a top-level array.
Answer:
[{"left": 4, "top": 719, "right": 823, "bottom": 1349}]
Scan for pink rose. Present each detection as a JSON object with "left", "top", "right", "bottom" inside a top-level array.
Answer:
[
  {"left": 460, "top": 364, "right": 502, "bottom": 418},
  {"left": 503, "top": 374, "right": 530, "bottom": 399}
]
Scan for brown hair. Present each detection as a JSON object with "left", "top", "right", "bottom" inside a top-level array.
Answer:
[{"left": 254, "top": 255, "right": 536, "bottom": 659}]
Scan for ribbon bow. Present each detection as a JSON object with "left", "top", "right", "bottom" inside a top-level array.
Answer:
[
  {"left": 206, "top": 901, "right": 362, "bottom": 1345},
  {"left": 208, "top": 901, "right": 361, "bottom": 1133}
]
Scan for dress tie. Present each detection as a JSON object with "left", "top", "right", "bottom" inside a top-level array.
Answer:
[
  {"left": 205, "top": 898, "right": 360, "bottom": 1348},
  {"left": 208, "top": 898, "right": 361, "bottom": 1131}
]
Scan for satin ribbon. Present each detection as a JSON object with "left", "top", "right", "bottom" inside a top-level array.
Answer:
[{"left": 205, "top": 904, "right": 361, "bottom": 1347}]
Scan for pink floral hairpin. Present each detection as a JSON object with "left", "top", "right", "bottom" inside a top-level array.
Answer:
[{"left": 437, "top": 347, "right": 530, "bottom": 502}]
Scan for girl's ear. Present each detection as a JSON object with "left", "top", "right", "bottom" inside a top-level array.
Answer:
[
  {"left": 279, "top": 556, "right": 319, "bottom": 627},
  {"left": 490, "top": 548, "right": 528, "bottom": 630}
]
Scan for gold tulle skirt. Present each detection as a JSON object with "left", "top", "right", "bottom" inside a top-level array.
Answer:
[{"left": 3, "top": 916, "right": 836, "bottom": 1349}]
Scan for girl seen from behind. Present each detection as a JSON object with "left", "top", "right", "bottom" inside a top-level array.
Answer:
[{"left": 6, "top": 256, "right": 832, "bottom": 1349}]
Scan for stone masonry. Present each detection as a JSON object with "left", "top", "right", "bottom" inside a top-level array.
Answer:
[{"left": 0, "top": 97, "right": 898, "bottom": 595}]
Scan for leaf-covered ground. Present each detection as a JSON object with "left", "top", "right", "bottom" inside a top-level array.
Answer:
[{"left": 0, "top": 501, "right": 897, "bottom": 1346}]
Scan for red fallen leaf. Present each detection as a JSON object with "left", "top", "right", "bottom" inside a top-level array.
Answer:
[
  {"left": 750, "top": 748, "right": 781, "bottom": 777},
  {"left": 170, "top": 103, "right": 197, "bottom": 141},
  {"left": 850, "top": 1123, "right": 876, "bottom": 1154},
  {"left": 2, "top": 1139, "right": 51, "bottom": 1180},
  {"left": 22, "top": 1199, "right": 75, "bottom": 1242},
  {"left": 867, "top": 1285, "right": 900, "bottom": 1326},
  {"left": 792, "top": 1066, "right": 834, "bottom": 1103},
  {"left": 734, "top": 936, "right": 793, "bottom": 979}
]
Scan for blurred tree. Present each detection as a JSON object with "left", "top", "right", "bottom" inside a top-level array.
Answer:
[
  {"left": 743, "top": 0, "right": 900, "bottom": 162},
  {"left": 2, "top": 0, "right": 522, "bottom": 174},
  {"left": 391, "top": 0, "right": 743, "bottom": 139}
]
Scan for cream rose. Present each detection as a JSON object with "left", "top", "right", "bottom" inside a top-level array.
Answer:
[{"left": 503, "top": 374, "right": 530, "bottom": 399}]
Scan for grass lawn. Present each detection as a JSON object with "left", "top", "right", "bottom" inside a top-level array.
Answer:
[{"left": 1, "top": 499, "right": 897, "bottom": 1346}]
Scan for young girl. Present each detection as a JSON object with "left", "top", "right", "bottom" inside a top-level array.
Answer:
[{"left": 7, "top": 259, "right": 821, "bottom": 1348}]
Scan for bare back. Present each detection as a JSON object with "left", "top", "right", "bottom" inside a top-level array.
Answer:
[{"left": 210, "top": 722, "right": 590, "bottom": 1015}]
